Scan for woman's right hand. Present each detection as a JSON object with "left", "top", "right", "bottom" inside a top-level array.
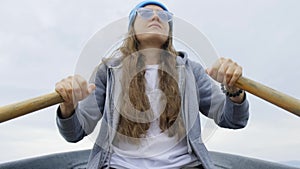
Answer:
[{"left": 55, "top": 75, "right": 96, "bottom": 118}]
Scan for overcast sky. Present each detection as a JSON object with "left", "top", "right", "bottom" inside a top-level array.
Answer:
[{"left": 0, "top": 0, "right": 300, "bottom": 167}]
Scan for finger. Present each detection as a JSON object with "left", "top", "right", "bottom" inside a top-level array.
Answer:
[
  {"left": 56, "top": 77, "right": 74, "bottom": 104},
  {"left": 64, "top": 78, "right": 75, "bottom": 104},
  {"left": 75, "top": 75, "right": 94, "bottom": 98},
  {"left": 88, "top": 83, "right": 96, "bottom": 94},
  {"left": 224, "top": 63, "right": 235, "bottom": 85},
  {"left": 228, "top": 66, "right": 242, "bottom": 87},
  {"left": 216, "top": 61, "right": 228, "bottom": 84},
  {"left": 55, "top": 83, "right": 69, "bottom": 103},
  {"left": 207, "top": 58, "right": 222, "bottom": 80},
  {"left": 205, "top": 69, "right": 209, "bottom": 74},
  {"left": 72, "top": 77, "right": 83, "bottom": 102},
  {"left": 74, "top": 75, "right": 89, "bottom": 98}
]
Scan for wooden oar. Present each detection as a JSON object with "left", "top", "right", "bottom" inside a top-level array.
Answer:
[
  {"left": 0, "top": 92, "right": 63, "bottom": 123},
  {"left": 0, "top": 76, "right": 299, "bottom": 123},
  {"left": 235, "top": 77, "right": 300, "bottom": 117}
]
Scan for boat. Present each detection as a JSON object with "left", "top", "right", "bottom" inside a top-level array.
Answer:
[{"left": 0, "top": 149, "right": 298, "bottom": 169}]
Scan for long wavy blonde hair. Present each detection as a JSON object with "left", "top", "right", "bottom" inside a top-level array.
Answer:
[{"left": 111, "top": 17, "right": 185, "bottom": 143}]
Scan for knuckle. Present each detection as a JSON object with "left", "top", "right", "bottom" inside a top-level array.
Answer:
[
  {"left": 61, "top": 78, "right": 69, "bottom": 83},
  {"left": 73, "top": 88, "right": 81, "bottom": 94},
  {"left": 218, "top": 72, "right": 224, "bottom": 77},
  {"left": 55, "top": 84, "right": 65, "bottom": 93},
  {"left": 233, "top": 72, "right": 240, "bottom": 77},
  {"left": 212, "top": 67, "right": 218, "bottom": 72},
  {"left": 55, "top": 83, "right": 60, "bottom": 89},
  {"left": 210, "top": 68, "right": 217, "bottom": 75},
  {"left": 74, "top": 74, "right": 83, "bottom": 80},
  {"left": 66, "top": 76, "right": 74, "bottom": 82},
  {"left": 66, "top": 88, "right": 73, "bottom": 94},
  {"left": 81, "top": 80, "right": 87, "bottom": 87},
  {"left": 227, "top": 58, "right": 233, "bottom": 63},
  {"left": 217, "top": 69, "right": 225, "bottom": 76},
  {"left": 56, "top": 87, "right": 63, "bottom": 93},
  {"left": 225, "top": 72, "right": 232, "bottom": 78},
  {"left": 239, "top": 66, "right": 243, "bottom": 71}
]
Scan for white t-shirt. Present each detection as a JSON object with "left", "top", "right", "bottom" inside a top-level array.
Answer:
[{"left": 109, "top": 65, "right": 200, "bottom": 169}]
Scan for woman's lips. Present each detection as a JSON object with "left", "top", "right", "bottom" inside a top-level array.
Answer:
[{"left": 148, "top": 23, "right": 162, "bottom": 29}]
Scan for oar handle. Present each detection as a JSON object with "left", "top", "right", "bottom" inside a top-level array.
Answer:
[
  {"left": 0, "top": 92, "right": 64, "bottom": 123},
  {"left": 0, "top": 76, "right": 299, "bottom": 123},
  {"left": 235, "top": 76, "right": 300, "bottom": 117}
]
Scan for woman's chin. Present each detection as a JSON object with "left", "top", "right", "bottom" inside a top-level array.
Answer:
[{"left": 136, "top": 33, "right": 168, "bottom": 46}]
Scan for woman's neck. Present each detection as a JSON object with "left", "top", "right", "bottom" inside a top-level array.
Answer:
[{"left": 139, "top": 48, "right": 161, "bottom": 65}]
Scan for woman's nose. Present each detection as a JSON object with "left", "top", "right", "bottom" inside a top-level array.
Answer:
[{"left": 150, "top": 11, "right": 160, "bottom": 21}]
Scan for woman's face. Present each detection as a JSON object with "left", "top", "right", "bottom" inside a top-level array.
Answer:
[{"left": 133, "top": 5, "right": 170, "bottom": 48}]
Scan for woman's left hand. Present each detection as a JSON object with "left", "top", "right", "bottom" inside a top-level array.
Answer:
[
  {"left": 206, "top": 57, "right": 242, "bottom": 86},
  {"left": 206, "top": 57, "right": 245, "bottom": 103}
]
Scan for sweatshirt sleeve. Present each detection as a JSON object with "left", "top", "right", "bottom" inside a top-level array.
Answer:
[
  {"left": 56, "top": 107, "right": 85, "bottom": 143},
  {"left": 56, "top": 64, "right": 107, "bottom": 142},
  {"left": 191, "top": 61, "right": 249, "bottom": 129}
]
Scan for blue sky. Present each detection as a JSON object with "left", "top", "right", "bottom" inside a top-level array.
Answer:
[{"left": 0, "top": 0, "right": 300, "bottom": 167}]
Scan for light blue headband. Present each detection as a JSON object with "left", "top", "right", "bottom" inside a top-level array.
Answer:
[{"left": 128, "top": 0, "right": 169, "bottom": 29}]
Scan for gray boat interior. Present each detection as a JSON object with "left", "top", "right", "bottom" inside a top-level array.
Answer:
[{"left": 0, "top": 149, "right": 298, "bottom": 169}]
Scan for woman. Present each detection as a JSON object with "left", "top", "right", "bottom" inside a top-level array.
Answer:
[{"left": 55, "top": 1, "right": 249, "bottom": 169}]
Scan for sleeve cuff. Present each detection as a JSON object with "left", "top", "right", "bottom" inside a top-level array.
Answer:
[{"left": 56, "top": 106, "right": 78, "bottom": 132}]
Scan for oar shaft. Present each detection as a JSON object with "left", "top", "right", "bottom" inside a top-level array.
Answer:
[
  {"left": 235, "top": 77, "right": 300, "bottom": 117},
  {"left": 0, "top": 76, "right": 299, "bottom": 123},
  {"left": 0, "top": 92, "right": 64, "bottom": 123}
]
